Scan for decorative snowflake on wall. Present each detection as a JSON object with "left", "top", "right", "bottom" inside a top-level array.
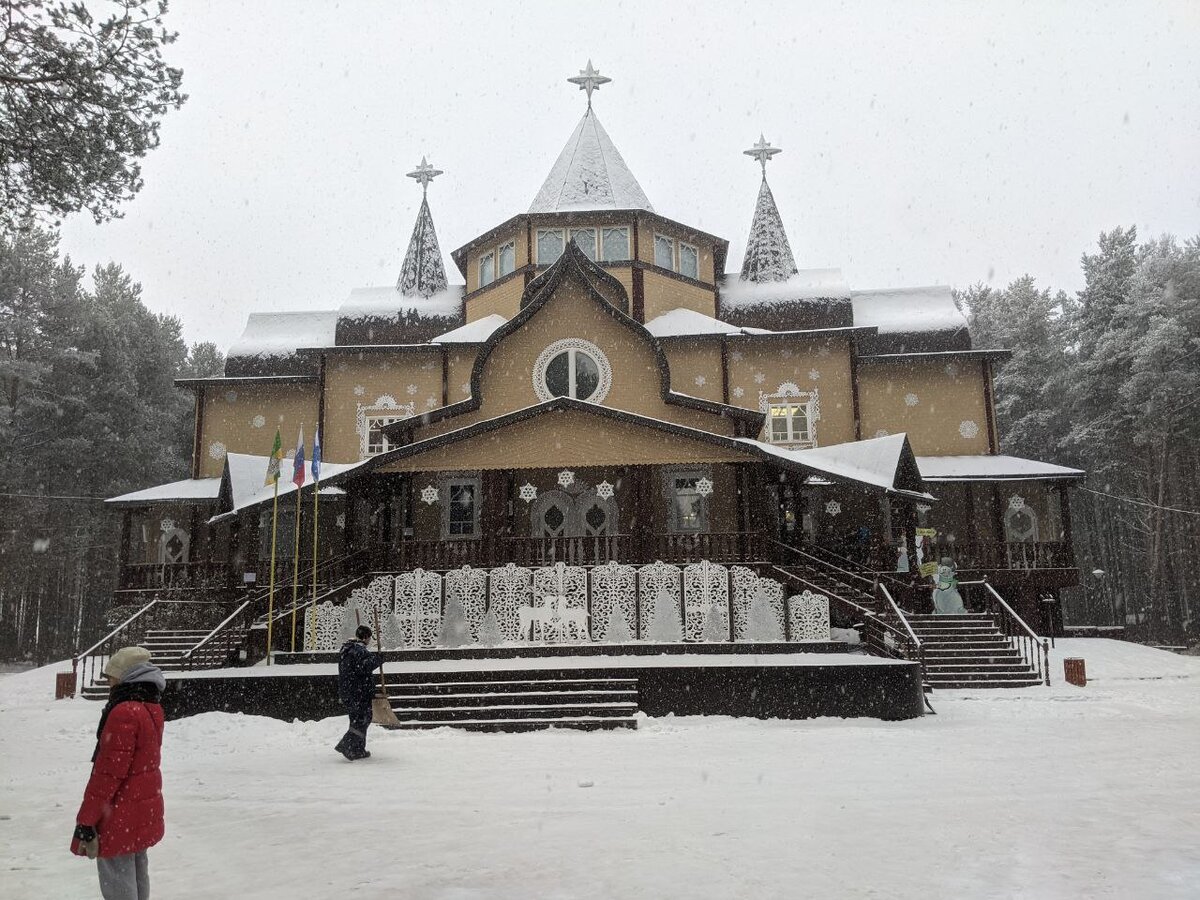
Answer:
[
  {"left": 335, "top": 513, "right": 346, "bottom": 530},
  {"left": 224, "top": 391, "right": 238, "bottom": 403},
  {"left": 904, "top": 393, "right": 919, "bottom": 407},
  {"left": 694, "top": 374, "right": 707, "bottom": 387},
  {"left": 730, "top": 350, "right": 743, "bottom": 362},
  {"left": 754, "top": 372, "right": 766, "bottom": 385},
  {"left": 781, "top": 348, "right": 793, "bottom": 359},
  {"left": 460, "top": 383, "right": 471, "bottom": 395},
  {"left": 208, "top": 441, "right": 227, "bottom": 460},
  {"left": 945, "top": 363, "right": 959, "bottom": 378},
  {"left": 1008, "top": 495, "right": 1026, "bottom": 510},
  {"left": 732, "top": 386, "right": 745, "bottom": 399},
  {"left": 874, "top": 429, "right": 890, "bottom": 439},
  {"left": 808, "top": 369, "right": 821, "bottom": 381},
  {"left": 420, "top": 360, "right": 435, "bottom": 371},
  {"left": 406, "top": 384, "right": 418, "bottom": 395},
  {"left": 695, "top": 477, "right": 714, "bottom": 497},
  {"left": 160, "top": 518, "right": 176, "bottom": 533},
  {"left": 420, "top": 485, "right": 439, "bottom": 505},
  {"left": 379, "top": 361, "right": 391, "bottom": 371},
  {"left": 353, "top": 385, "right": 365, "bottom": 397},
  {"left": 825, "top": 501, "right": 842, "bottom": 516},
  {"left": 596, "top": 480, "right": 615, "bottom": 499},
  {"left": 519, "top": 483, "right": 538, "bottom": 502},
  {"left": 557, "top": 470, "right": 575, "bottom": 488},
  {"left": 425, "top": 397, "right": 437, "bottom": 409},
  {"left": 915, "top": 503, "right": 932, "bottom": 514},
  {"left": 959, "top": 420, "right": 980, "bottom": 439},
  {"left": 251, "top": 415, "right": 266, "bottom": 428}
]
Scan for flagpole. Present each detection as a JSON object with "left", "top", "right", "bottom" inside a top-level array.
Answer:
[
  {"left": 289, "top": 484, "right": 302, "bottom": 652},
  {"left": 309, "top": 470, "right": 320, "bottom": 652},
  {"left": 266, "top": 476, "right": 279, "bottom": 666}
]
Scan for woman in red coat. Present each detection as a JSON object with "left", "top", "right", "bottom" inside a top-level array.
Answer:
[{"left": 72, "top": 646, "right": 166, "bottom": 900}]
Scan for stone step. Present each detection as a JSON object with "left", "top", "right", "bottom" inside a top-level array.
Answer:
[
  {"left": 926, "top": 677, "right": 1044, "bottom": 689},
  {"left": 924, "top": 663, "right": 1036, "bottom": 674},
  {"left": 386, "top": 678, "right": 638, "bottom": 694},
  {"left": 921, "top": 641, "right": 1015, "bottom": 650},
  {"left": 392, "top": 703, "right": 639, "bottom": 721},
  {"left": 386, "top": 689, "right": 637, "bottom": 707},
  {"left": 925, "top": 669, "right": 1041, "bottom": 683},
  {"left": 388, "top": 716, "right": 638, "bottom": 732}
]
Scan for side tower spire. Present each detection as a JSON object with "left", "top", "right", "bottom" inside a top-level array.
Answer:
[
  {"left": 397, "top": 157, "right": 449, "bottom": 297},
  {"left": 739, "top": 135, "right": 798, "bottom": 283}
]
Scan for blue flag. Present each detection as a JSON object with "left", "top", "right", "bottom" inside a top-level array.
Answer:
[
  {"left": 292, "top": 426, "right": 305, "bottom": 489},
  {"left": 311, "top": 428, "right": 321, "bottom": 481}
]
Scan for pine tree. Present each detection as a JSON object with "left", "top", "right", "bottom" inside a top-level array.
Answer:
[
  {"left": 644, "top": 590, "right": 682, "bottom": 642},
  {"left": 437, "top": 593, "right": 475, "bottom": 648}
]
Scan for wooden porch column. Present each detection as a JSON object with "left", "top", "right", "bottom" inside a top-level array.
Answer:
[
  {"left": 1058, "top": 482, "right": 1075, "bottom": 562},
  {"left": 629, "top": 465, "right": 654, "bottom": 564},
  {"left": 481, "top": 470, "right": 508, "bottom": 565}
]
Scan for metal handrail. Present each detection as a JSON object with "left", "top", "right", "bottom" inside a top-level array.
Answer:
[
  {"left": 180, "top": 598, "right": 255, "bottom": 661},
  {"left": 878, "top": 582, "right": 922, "bottom": 653},
  {"left": 765, "top": 564, "right": 875, "bottom": 620},
  {"left": 961, "top": 578, "right": 1051, "bottom": 686},
  {"left": 74, "top": 597, "right": 160, "bottom": 664}
]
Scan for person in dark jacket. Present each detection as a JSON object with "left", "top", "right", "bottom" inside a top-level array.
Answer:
[
  {"left": 71, "top": 645, "right": 166, "bottom": 900},
  {"left": 334, "top": 625, "right": 383, "bottom": 760}
]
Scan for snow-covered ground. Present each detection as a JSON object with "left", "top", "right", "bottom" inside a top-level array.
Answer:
[{"left": 2, "top": 639, "right": 1198, "bottom": 899}]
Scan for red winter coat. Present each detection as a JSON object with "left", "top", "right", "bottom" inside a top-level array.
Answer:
[{"left": 75, "top": 700, "right": 165, "bottom": 857}]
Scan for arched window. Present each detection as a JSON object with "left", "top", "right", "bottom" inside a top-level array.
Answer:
[{"left": 533, "top": 339, "right": 612, "bottom": 404}]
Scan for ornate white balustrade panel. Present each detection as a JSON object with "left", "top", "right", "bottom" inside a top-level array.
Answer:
[
  {"left": 788, "top": 590, "right": 831, "bottom": 641},
  {"left": 305, "top": 601, "right": 344, "bottom": 651},
  {"left": 445, "top": 565, "right": 487, "bottom": 642},
  {"left": 683, "top": 560, "right": 729, "bottom": 641},
  {"left": 731, "top": 566, "right": 785, "bottom": 641},
  {"left": 637, "top": 560, "right": 682, "bottom": 640},
  {"left": 394, "top": 569, "right": 442, "bottom": 647},
  {"left": 488, "top": 563, "right": 531, "bottom": 643},
  {"left": 591, "top": 561, "right": 636, "bottom": 640}
]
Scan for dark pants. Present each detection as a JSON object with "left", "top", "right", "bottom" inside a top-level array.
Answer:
[{"left": 335, "top": 701, "right": 371, "bottom": 758}]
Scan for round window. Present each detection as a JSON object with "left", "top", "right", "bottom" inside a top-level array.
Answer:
[{"left": 533, "top": 339, "right": 611, "bottom": 404}]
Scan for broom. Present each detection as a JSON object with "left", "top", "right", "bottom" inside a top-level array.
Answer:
[{"left": 369, "top": 607, "right": 403, "bottom": 730}]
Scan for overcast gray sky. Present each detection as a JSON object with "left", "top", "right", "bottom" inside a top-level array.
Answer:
[{"left": 57, "top": 0, "right": 1200, "bottom": 350}]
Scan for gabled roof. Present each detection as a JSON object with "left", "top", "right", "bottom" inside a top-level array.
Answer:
[
  {"left": 529, "top": 109, "right": 653, "bottom": 214},
  {"left": 106, "top": 477, "right": 222, "bottom": 506},
  {"left": 740, "top": 176, "right": 798, "bottom": 283},
  {"left": 745, "top": 433, "right": 930, "bottom": 498}
]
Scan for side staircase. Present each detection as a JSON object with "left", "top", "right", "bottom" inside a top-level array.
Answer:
[
  {"left": 383, "top": 675, "right": 640, "bottom": 732},
  {"left": 80, "top": 628, "right": 213, "bottom": 699},
  {"left": 908, "top": 613, "right": 1043, "bottom": 688}
]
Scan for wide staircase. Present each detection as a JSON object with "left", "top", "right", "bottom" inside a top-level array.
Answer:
[
  {"left": 383, "top": 674, "right": 640, "bottom": 732},
  {"left": 908, "top": 613, "right": 1043, "bottom": 688},
  {"left": 80, "top": 628, "right": 215, "bottom": 699}
]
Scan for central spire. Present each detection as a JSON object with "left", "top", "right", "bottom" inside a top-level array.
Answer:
[
  {"left": 528, "top": 62, "right": 653, "bottom": 214},
  {"left": 739, "top": 134, "right": 798, "bottom": 283},
  {"left": 398, "top": 156, "right": 448, "bottom": 297}
]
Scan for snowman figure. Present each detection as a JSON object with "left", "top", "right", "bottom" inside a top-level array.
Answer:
[{"left": 931, "top": 557, "right": 966, "bottom": 615}]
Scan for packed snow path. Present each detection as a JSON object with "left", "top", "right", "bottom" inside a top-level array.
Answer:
[{"left": 2, "top": 640, "right": 1198, "bottom": 899}]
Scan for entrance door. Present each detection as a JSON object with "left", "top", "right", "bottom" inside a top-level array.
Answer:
[{"left": 531, "top": 490, "right": 616, "bottom": 537}]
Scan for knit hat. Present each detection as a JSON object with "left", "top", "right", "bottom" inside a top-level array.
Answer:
[{"left": 103, "top": 647, "right": 153, "bottom": 682}]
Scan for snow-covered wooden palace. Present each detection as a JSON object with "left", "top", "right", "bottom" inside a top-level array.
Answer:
[{"left": 78, "top": 64, "right": 1084, "bottom": 725}]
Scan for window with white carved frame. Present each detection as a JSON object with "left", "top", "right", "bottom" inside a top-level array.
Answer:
[
  {"left": 537, "top": 226, "right": 629, "bottom": 263},
  {"left": 536, "top": 228, "right": 565, "bottom": 263},
  {"left": 654, "top": 233, "right": 674, "bottom": 269},
  {"left": 765, "top": 394, "right": 816, "bottom": 448},
  {"left": 678, "top": 241, "right": 699, "bottom": 278},
  {"left": 498, "top": 241, "right": 515, "bottom": 277},
  {"left": 365, "top": 415, "right": 403, "bottom": 455},
  {"left": 479, "top": 251, "right": 495, "bottom": 287}
]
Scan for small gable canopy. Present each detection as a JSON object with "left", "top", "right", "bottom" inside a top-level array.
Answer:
[
  {"left": 743, "top": 433, "right": 930, "bottom": 498},
  {"left": 107, "top": 477, "right": 221, "bottom": 506}
]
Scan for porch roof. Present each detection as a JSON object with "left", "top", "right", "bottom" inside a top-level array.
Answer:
[
  {"left": 742, "top": 433, "right": 932, "bottom": 500},
  {"left": 916, "top": 455, "right": 1085, "bottom": 482},
  {"left": 207, "top": 453, "right": 361, "bottom": 524},
  {"left": 106, "top": 477, "right": 222, "bottom": 506}
]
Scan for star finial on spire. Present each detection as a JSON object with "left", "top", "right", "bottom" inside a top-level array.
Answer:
[
  {"left": 406, "top": 156, "right": 443, "bottom": 197},
  {"left": 567, "top": 59, "right": 612, "bottom": 110},
  {"left": 744, "top": 134, "right": 782, "bottom": 177}
]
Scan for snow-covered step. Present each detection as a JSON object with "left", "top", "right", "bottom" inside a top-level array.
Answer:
[
  {"left": 390, "top": 716, "right": 638, "bottom": 733},
  {"left": 386, "top": 690, "right": 637, "bottom": 707},
  {"left": 923, "top": 676, "right": 1044, "bottom": 689},
  {"left": 393, "top": 702, "right": 638, "bottom": 722}
]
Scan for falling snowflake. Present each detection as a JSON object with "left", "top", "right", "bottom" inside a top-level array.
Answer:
[
  {"left": 420, "top": 485, "right": 439, "bottom": 505},
  {"left": 251, "top": 415, "right": 266, "bottom": 428},
  {"left": 424, "top": 397, "right": 437, "bottom": 409},
  {"left": 208, "top": 441, "right": 227, "bottom": 460},
  {"left": 406, "top": 384, "right": 418, "bottom": 395},
  {"left": 959, "top": 420, "right": 980, "bottom": 439},
  {"left": 558, "top": 470, "right": 575, "bottom": 487},
  {"left": 808, "top": 369, "right": 821, "bottom": 381},
  {"left": 1008, "top": 495, "right": 1026, "bottom": 510},
  {"left": 695, "top": 477, "right": 714, "bottom": 497},
  {"left": 945, "top": 363, "right": 959, "bottom": 378},
  {"left": 519, "top": 483, "right": 538, "bottom": 502},
  {"left": 754, "top": 372, "right": 766, "bottom": 384},
  {"left": 420, "top": 360, "right": 435, "bottom": 371},
  {"left": 732, "top": 386, "right": 745, "bottom": 398},
  {"left": 730, "top": 350, "right": 743, "bottom": 362},
  {"left": 781, "top": 348, "right": 793, "bottom": 359},
  {"left": 596, "top": 480, "right": 615, "bottom": 499},
  {"left": 353, "top": 385, "right": 365, "bottom": 397},
  {"left": 817, "top": 344, "right": 831, "bottom": 358},
  {"left": 874, "top": 429, "right": 890, "bottom": 439},
  {"left": 825, "top": 501, "right": 842, "bottom": 516},
  {"left": 460, "top": 382, "right": 471, "bottom": 395},
  {"left": 224, "top": 391, "right": 238, "bottom": 403},
  {"left": 694, "top": 374, "right": 707, "bottom": 387},
  {"left": 160, "top": 518, "right": 176, "bottom": 533},
  {"left": 904, "top": 393, "right": 919, "bottom": 407},
  {"left": 379, "top": 361, "right": 391, "bottom": 371},
  {"left": 335, "top": 513, "right": 346, "bottom": 530}
]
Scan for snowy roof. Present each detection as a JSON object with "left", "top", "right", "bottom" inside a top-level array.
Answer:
[
  {"left": 106, "top": 477, "right": 222, "bottom": 505},
  {"left": 219, "top": 452, "right": 366, "bottom": 520},
  {"left": 719, "top": 269, "right": 851, "bottom": 308},
  {"left": 397, "top": 196, "right": 449, "bottom": 298},
  {"left": 337, "top": 285, "right": 462, "bottom": 322},
  {"left": 226, "top": 311, "right": 338, "bottom": 360},
  {"left": 432, "top": 314, "right": 508, "bottom": 344},
  {"left": 740, "top": 433, "right": 931, "bottom": 498},
  {"left": 529, "top": 109, "right": 653, "bottom": 213},
  {"left": 851, "top": 286, "right": 967, "bottom": 335},
  {"left": 917, "top": 455, "right": 1085, "bottom": 481},
  {"left": 740, "top": 177, "right": 798, "bottom": 283},
  {"left": 643, "top": 308, "right": 771, "bottom": 338}
]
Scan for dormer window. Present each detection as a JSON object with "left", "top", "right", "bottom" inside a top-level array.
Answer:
[
  {"left": 655, "top": 233, "right": 700, "bottom": 279},
  {"left": 571, "top": 228, "right": 597, "bottom": 260},
  {"left": 479, "top": 251, "right": 495, "bottom": 287},
  {"left": 600, "top": 227, "right": 629, "bottom": 261},
  {"left": 678, "top": 242, "right": 698, "bottom": 279},
  {"left": 498, "top": 241, "right": 516, "bottom": 277},
  {"left": 537, "top": 229, "right": 565, "bottom": 263},
  {"left": 654, "top": 233, "right": 674, "bottom": 269}
]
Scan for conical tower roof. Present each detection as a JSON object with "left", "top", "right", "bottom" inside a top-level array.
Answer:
[
  {"left": 740, "top": 176, "right": 798, "bottom": 283},
  {"left": 529, "top": 109, "right": 653, "bottom": 214},
  {"left": 397, "top": 194, "right": 448, "bottom": 298}
]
